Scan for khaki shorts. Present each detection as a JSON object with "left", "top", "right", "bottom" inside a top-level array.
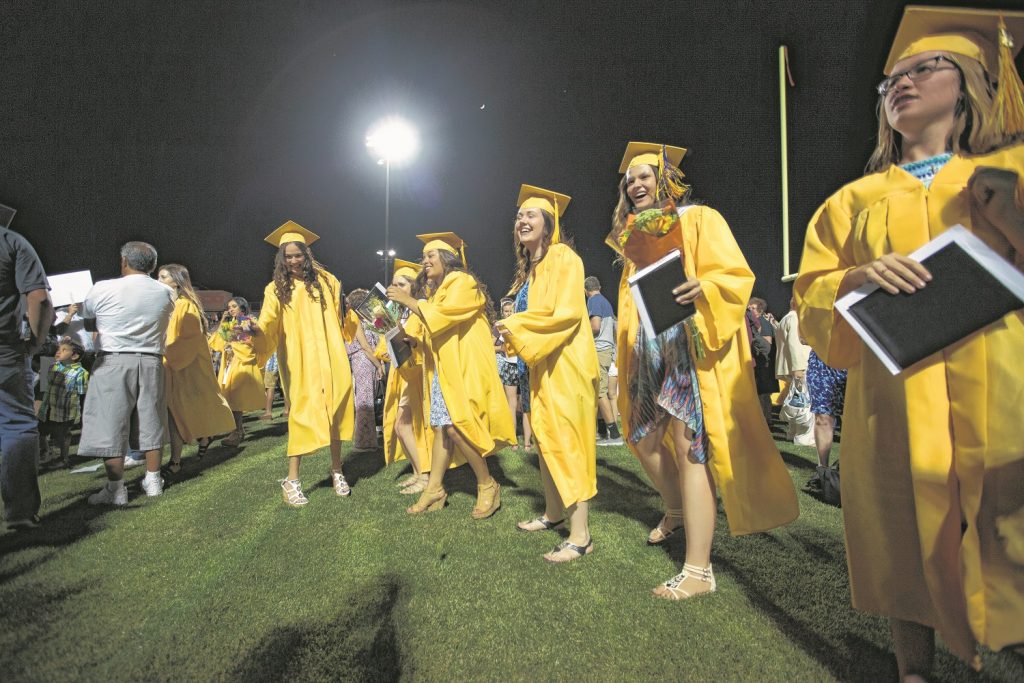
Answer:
[
  {"left": 263, "top": 368, "right": 278, "bottom": 390},
  {"left": 596, "top": 347, "right": 614, "bottom": 398},
  {"left": 78, "top": 352, "right": 167, "bottom": 458}
]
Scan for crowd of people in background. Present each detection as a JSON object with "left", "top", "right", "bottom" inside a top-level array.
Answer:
[{"left": 1, "top": 7, "right": 1023, "bottom": 679}]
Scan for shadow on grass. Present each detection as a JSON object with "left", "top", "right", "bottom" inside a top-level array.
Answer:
[
  {"left": 229, "top": 575, "right": 404, "bottom": 682},
  {"left": 0, "top": 494, "right": 139, "bottom": 582}
]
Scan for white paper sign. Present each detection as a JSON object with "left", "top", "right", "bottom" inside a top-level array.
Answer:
[{"left": 47, "top": 270, "right": 94, "bottom": 308}]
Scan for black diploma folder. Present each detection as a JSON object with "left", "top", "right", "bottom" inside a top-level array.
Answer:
[
  {"left": 628, "top": 249, "right": 696, "bottom": 338},
  {"left": 839, "top": 226, "right": 1024, "bottom": 374}
]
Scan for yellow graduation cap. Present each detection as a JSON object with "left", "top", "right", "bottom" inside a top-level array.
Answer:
[
  {"left": 618, "top": 142, "right": 687, "bottom": 174},
  {"left": 884, "top": 6, "right": 1024, "bottom": 134},
  {"left": 517, "top": 184, "right": 571, "bottom": 244},
  {"left": 392, "top": 257, "right": 422, "bottom": 281},
  {"left": 417, "top": 231, "right": 467, "bottom": 266},
  {"left": 264, "top": 220, "right": 320, "bottom": 248}
]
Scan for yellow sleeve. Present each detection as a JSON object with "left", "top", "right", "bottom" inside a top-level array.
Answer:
[
  {"left": 501, "top": 244, "right": 585, "bottom": 366},
  {"left": 794, "top": 196, "right": 861, "bottom": 369},
  {"left": 374, "top": 335, "right": 389, "bottom": 363},
  {"left": 342, "top": 308, "right": 361, "bottom": 345},
  {"left": 254, "top": 283, "right": 281, "bottom": 366},
  {"left": 208, "top": 330, "right": 225, "bottom": 353},
  {"left": 417, "top": 272, "right": 484, "bottom": 337},
  {"left": 688, "top": 207, "right": 756, "bottom": 353},
  {"left": 164, "top": 301, "right": 202, "bottom": 371}
]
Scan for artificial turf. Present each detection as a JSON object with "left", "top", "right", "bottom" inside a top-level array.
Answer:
[{"left": 1, "top": 414, "right": 1021, "bottom": 682}]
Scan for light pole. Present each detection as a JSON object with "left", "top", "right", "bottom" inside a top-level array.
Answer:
[{"left": 365, "top": 117, "right": 418, "bottom": 284}]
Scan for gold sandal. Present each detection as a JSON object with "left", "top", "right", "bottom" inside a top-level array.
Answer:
[
  {"left": 471, "top": 480, "right": 501, "bottom": 519},
  {"left": 407, "top": 487, "right": 447, "bottom": 514},
  {"left": 400, "top": 474, "right": 429, "bottom": 495}
]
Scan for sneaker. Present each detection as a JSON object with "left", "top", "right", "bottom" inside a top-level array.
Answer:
[
  {"left": 601, "top": 436, "right": 624, "bottom": 446},
  {"left": 6, "top": 514, "right": 40, "bottom": 530},
  {"left": 596, "top": 437, "right": 609, "bottom": 446},
  {"left": 140, "top": 474, "right": 164, "bottom": 497},
  {"left": 88, "top": 482, "right": 128, "bottom": 506}
]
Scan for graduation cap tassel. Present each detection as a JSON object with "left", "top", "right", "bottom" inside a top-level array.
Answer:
[
  {"left": 996, "top": 15, "right": 1024, "bottom": 137},
  {"left": 658, "top": 145, "right": 688, "bottom": 201}
]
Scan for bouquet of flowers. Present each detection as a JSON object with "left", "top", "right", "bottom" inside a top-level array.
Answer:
[
  {"left": 219, "top": 315, "right": 258, "bottom": 343},
  {"left": 617, "top": 198, "right": 685, "bottom": 270}
]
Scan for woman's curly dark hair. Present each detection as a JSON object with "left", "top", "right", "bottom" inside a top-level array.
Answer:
[
  {"left": 272, "top": 241, "right": 329, "bottom": 308},
  {"left": 415, "top": 250, "right": 496, "bottom": 324}
]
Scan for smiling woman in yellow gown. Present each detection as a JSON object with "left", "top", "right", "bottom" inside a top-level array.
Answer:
[
  {"left": 387, "top": 232, "right": 515, "bottom": 519},
  {"left": 795, "top": 7, "right": 1024, "bottom": 676},
  {"left": 255, "top": 221, "right": 356, "bottom": 507},
  {"left": 611, "top": 141, "right": 798, "bottom": 600},
  {"left": 499, "top": 184, "right": 599, "bottom": 563}
]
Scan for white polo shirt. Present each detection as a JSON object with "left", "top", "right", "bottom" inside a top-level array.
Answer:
[{"left": 83, "top": 274, "right": 176, "bottom": 354}]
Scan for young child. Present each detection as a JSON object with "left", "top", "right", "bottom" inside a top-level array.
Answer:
[{"left": 38, "top": 337, "right": 89, "bottom": 467}]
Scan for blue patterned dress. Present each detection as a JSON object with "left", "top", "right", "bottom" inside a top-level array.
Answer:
[{"left": 627, "top": 321, "right": 708, "bottom": 463}]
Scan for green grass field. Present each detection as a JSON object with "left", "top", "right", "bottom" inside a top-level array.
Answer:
[{"left": 1, "top": 414, "right": 1021, "bottom": 682}]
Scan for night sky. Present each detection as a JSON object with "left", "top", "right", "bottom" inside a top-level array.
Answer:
[{"left": 3, "top": 0, "right": 1022, "bottom": 314}]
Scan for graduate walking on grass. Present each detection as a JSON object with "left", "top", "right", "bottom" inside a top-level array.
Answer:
[
  {"left": 157, "top": 264, "right": 234, "bottom": 473},
  {"left": 378, "top": 258, "right": 432, "bottom": 496},
  {"left": 610, "top": 142, "right": 798, "bottom": 599},
  {"left": 208, "top": 296, "right": 264, "bottom": 446},
  {"left": 498, "top": 185, "right": 599, "bottom": 563},
  {"left": 255, "top": 221, "right": 359, "bottom": 506},
  {"left": 386, "top": 232, "right": 515, "bottom": 518},
  {"left": 795, "top": 7, "right": 1024, "bottom": 677}
]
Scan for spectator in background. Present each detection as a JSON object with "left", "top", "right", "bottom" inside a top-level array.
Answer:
[
  {"left": 53, "top": 302, "right": 95, "bottom": 369},
  {"left": 774, "top": 297, "right": 813, "bottom": 445},
  {"left": 746, "top": 297, "right": 778, "bottom": 425},
  {"left": 805, "top": 350, "right": 846, "bottom": 486},
  {"left": 584, "top": 276, "right": 621, "bottom": 446},
  {"left": 260, "top": 352, "right": 290, "bottom": 420},
  {"left": 37, "top": 337, "right": 88, "bottom": 468},
  {"left": 494, "top": 297, "right": 530, "bottom": 450},
  {"left": 0, "top": 221, "right": 53, "bottom": 529},
  {"left": 80, "top": 241, "right": 175, "bottom": 505},
  {"left": 344, "top": 288, "right": 385, "bottom": 452}
]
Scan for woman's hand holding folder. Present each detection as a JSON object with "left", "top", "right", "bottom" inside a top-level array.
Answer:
[
  {"left": 671, "top": 277, "right": 703, "bottom": 306},
  {"left": 841, "top": 252, "right": 932, "bottom": 297}
]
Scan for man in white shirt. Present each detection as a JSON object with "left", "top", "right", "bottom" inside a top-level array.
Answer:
[{"left": 79, "top": 242, "right": 176, "bottom": 505}]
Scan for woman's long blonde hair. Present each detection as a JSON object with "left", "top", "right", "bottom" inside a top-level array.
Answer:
[
  {"left": 866, "top": 53, "right": 1022, "bottom": 173},
  {"left": 159, "top": 264, "right": 209, "bottom": 333}
]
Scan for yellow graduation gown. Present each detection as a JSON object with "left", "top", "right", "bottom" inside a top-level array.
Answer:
[
  {"left": 209, "top": 332, "right": 265, "bottom": 412},
  {"left": 795, "top": 145, "right": 1024, "bottom": 660},
  {"left": 255, "top": 270, "right": 355, "bottom": 457},
  {"left": 615, "top": 205, "right": 799, "bottom": 536},
  {"left": 415, "top": 271, "right": 516, "bottom": 457},
  {"left": 164, "top": 299, "right": 235, "bottom": 443},
  {"left": 376, "top": 314, "right": 431, "bottom": 470},
  {"left": 502, "top": 243, "right": 598, "bottom": 507}
]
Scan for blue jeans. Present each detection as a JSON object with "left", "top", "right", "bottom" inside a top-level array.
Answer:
[{"left": 0, "top": 357, "right": 40, "bottom": 522}]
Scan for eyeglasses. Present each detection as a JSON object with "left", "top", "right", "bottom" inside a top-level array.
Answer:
[{"left": 876, "top": 56, "right": 958, "bottom": 96}]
